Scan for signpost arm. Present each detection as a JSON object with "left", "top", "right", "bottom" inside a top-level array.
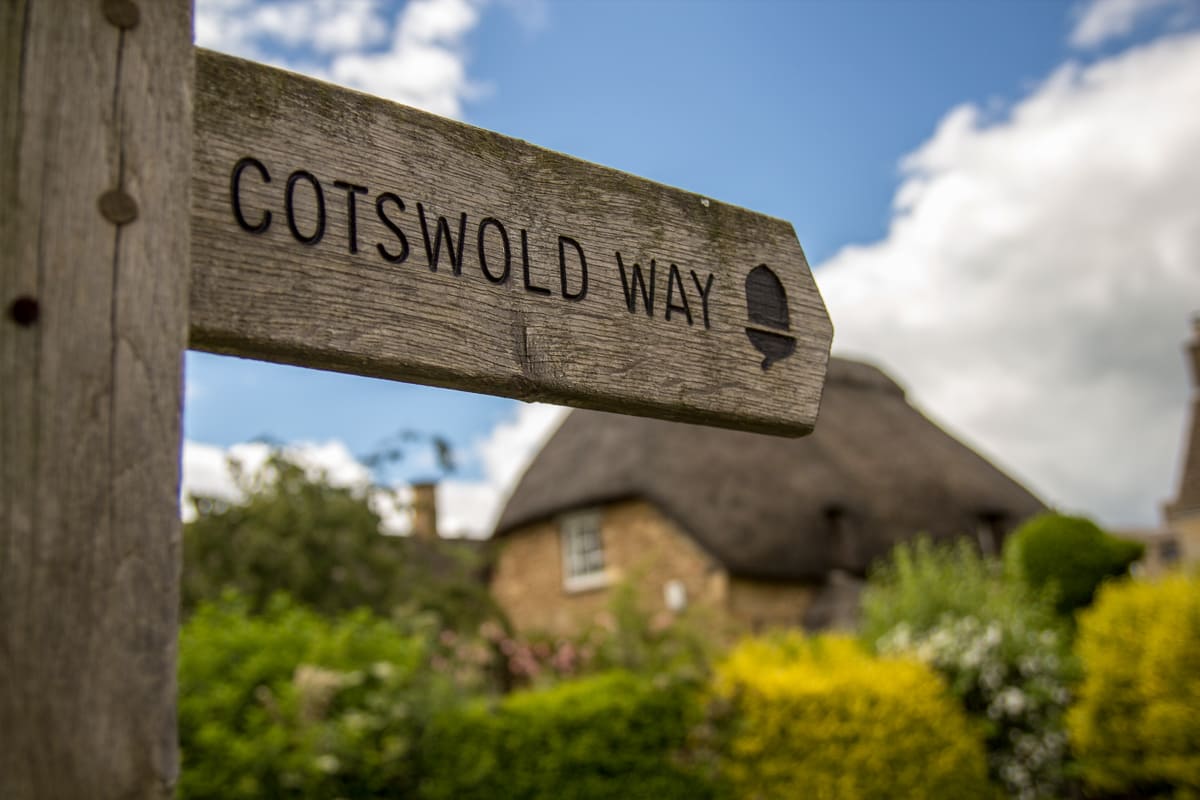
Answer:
[{"left": 1, "top": 1, "right": 191, "bottom": 798}]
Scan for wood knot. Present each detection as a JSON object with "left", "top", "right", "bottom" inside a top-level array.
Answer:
[
  {"left": 8, "top": 296, "right": 40, "bottom": 327},
  {"left": 102, "top": 0, "right": 140, "bottom": 30},
  {"left": 99, "top": 189, "right": 139, "bottom": 225}
]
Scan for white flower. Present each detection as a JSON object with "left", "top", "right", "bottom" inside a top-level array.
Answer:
[{"left": 1000, "top": 687, "right": 1027, "bottom": 716}]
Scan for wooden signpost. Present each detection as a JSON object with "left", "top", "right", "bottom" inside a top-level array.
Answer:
[
  {"left": 192, "top": 51, "right": 831, "bottom": 436},
  {"left": 2, "top": 2, "right": 831, "bottom": 798}
]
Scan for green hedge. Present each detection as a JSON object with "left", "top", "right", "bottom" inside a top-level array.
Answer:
[
  {"left": 713, "top": 634, "right": 994, "bottom": 800},
  {"left": 418, "top": 671, "right": 714, "bottom": 800},
  {"left": 1068, "top": 572, "right": 1200, "bottom": 797},
  {"left": 1004, "top": 513, "right": 1143, "bottom": 615}
]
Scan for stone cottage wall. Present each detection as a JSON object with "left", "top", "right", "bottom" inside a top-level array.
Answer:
[
  {"left": 726, "top": 577, "right": 816, "bottom": 632},
  {"left": 490, "top": 499, "right": 726, "bottom": 636},
  {"left": 491, "top": 500, "right": 826, "bottom": 637}
]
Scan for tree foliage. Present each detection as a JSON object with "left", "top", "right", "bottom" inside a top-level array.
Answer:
[{"left": 182, "top": 450, "right": 497, "bottom": 631}]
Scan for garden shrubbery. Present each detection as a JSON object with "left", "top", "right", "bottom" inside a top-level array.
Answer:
[
  {"left": 179, "top": 592, "right": 453, "bottom": 800},
  {"left": 863, "top": 537, "right": 1074, "bottom": 799},
  {"left": 711, "top": 633, "right": 993, "bottom": 799},
  {"left": 1004, "top": 512, "right": 1144, "bottom": 616},
  {"left": 181, "top": 455, "right": 1200, "bottom": 799},
  {"left": 860, "top": 536, "right": 1063, "bottom": 641},
  {"left": 1068, "top": 572, "right": 1200, "bottom": 798},
  {"left": 419, "top": 671, "right": 713, "bottom": 800}
]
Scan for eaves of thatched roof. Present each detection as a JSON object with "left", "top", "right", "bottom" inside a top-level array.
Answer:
[{"left": 494, "top": 358, "right": 1044, "bottom": 580}]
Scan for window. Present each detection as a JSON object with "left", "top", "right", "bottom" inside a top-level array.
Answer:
[
  {"left": 976, "top": 511, "right": 1007, "bottom": 557},
  {"left": 1160, "top": 538, "right": 1181, "bottom": 564},
  {"left": 824, "top": 504, "right": 858, "bottom": 569},
  {"left": 560, "top": 510, "right": 606, "bottom": 591}
]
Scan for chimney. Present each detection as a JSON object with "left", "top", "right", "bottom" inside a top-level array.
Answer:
[{"left": 410, "top": 481, "right": 439, "bottom": 540}]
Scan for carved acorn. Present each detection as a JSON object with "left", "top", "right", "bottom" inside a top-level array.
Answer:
[{"left": 744, "top": 264, "right": 796, "bottom": 371}]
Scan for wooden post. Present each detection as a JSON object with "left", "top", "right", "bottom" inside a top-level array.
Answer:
[{"left": 1, "top": 1, "right": 191, "bottom": 798}]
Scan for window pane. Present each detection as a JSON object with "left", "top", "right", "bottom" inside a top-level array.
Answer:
[{"left": 561, "top": 511, "right": 604, "bottom": 580}]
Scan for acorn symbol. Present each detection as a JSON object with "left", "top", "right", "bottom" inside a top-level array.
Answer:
[{"left": 745, "top": 264, "right": 796, "bottom": 371}]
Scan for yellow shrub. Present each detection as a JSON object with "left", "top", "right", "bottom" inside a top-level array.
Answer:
[
  {"left": 712, "top": 634, "right": 993, "bottom": 800},
  {"left": 1067, "top": 573, "right": 1200, "bottom": 796}
]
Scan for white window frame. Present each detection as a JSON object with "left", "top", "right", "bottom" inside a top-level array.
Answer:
[{"left": 560, "top": 509, "right": 608, "bottom": 592}]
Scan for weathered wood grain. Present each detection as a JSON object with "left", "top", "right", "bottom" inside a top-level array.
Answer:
[
  {"left": 192, "top": 51, "right": 833, "bottom": 436},
  {"left": 0, "top": 2, "right": 191, "bottom": 798}
]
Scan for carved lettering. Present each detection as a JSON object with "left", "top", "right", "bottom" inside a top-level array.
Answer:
[
  {"left": 375, "top": 192, "right": 409, "bottom": 264},
  {"left": 285, "top": 170, "right": 325, "bottom": 245},
  {"left": 521, "top": 229, "right": 552, "bottom": 295},
  {"left": 691, "top": 270, "right": 714, "bottom": 330},
  {"left": 225, "top": 157, "right": 724, "bottom": 334},
  {"left": 417, "top": 203, "right": 467, "bottom": 274},
  {"left": 477, "top": 217, "right": 511, "bottom": 284},
  {"left": 231, "top": 156, "right": 271, "bottom": 234},
  {"left": 665, "top": 264, "right": 693, "bottom": 325},
  {"left": 616, "top": 252, "right": 655, "bottom": 315},
  {"left": 333, "top": 180, "right": 368, "bottom": 254},
  {"left": 558, "top": 235, "right": 588, "bottom": 301}
]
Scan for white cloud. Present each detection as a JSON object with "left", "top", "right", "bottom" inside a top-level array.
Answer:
[
  {"left": 195, "top": 0, "right": 489, "bottom": 118},
  {"left": 1070, "top": 0, "right": 1197, "bottom": 49},
  {"left": 180, "top": 401, "right": 568, "bottom": 539},
  {"left": 816, "top": 32, "right": 1200, "bottom": 528},
  {"left": 330, "top": 0, "right": 486, "bottom": 118},
  {"left": 196, "top": 0, "right": 389, "bottom": 57},
  {"left": 436, "top": 480, "right": 504, "bottom": 537},
  {"left": 438, "top": 402, "right": 569, "bottom": 537},
  {"left": 181, "top": 440, "right": 249, "bottom": 510},
  {"left": 477, "top": 403, "right": 570, "bottom": 494}
]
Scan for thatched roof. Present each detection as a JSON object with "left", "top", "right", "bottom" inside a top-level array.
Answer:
[{"left": 494, "top": 358, "right": 1044, "bottom": 580}]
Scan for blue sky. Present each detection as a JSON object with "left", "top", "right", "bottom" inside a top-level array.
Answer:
[{"left": 188, "top": 0, "right": 1200, "bottom": 534}]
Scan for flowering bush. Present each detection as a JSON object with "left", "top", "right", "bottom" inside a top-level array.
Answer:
[
  {"left": 861, "top": 536, "right": 1061, "bottom": 642},
  {"left": 1068, "top": 572, "right": 1200, "bottom": 797},
  {"left": 475, "top": 581, "right": 714, "bottom": 689},
  {"left": 863, "top": 537, "right": 1076, "bottom": 798},
  {"left": 878, "top": 616, "right": 1074, "bottom": 799},
  {"left": 711, "top": 634, "right": 992, "bottom": 799}
]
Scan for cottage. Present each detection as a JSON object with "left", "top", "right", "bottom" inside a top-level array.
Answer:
[{"left": 490, "top": 357, "right": 1044, "bottom": 636}]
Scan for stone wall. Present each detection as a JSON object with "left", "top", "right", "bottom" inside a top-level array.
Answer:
[
  {"left": 1170, "top": 513, "right": 1200, "bottom": 567},
  {"left": 727, "top": 576, "right": 817, "bottom": 632},
  {"left": 490, "top": 499, "right": 725, "bottom": 635},
  {"left": 491, "top": 499, "right": 827, "bottom": 637}
]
